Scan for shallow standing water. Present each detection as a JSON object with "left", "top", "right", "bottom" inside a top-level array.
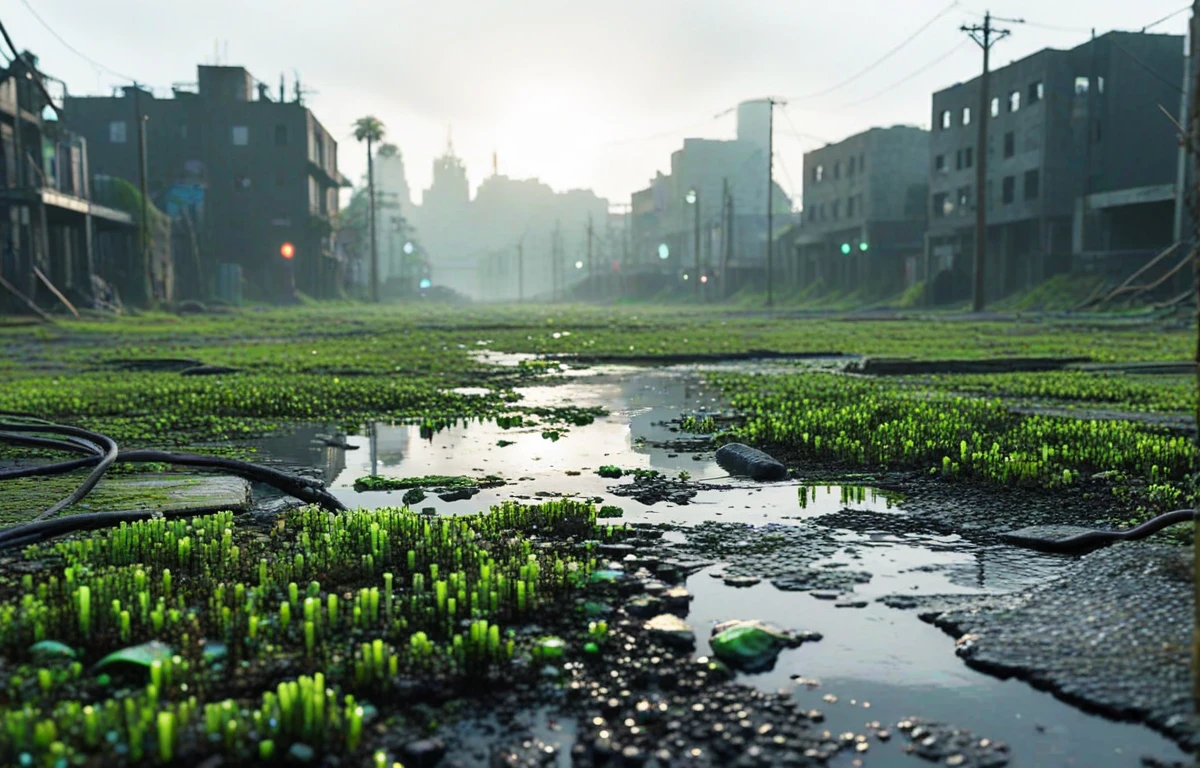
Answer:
[{"left": 251, "top": 364, "right": 1190, "bottom": 767}]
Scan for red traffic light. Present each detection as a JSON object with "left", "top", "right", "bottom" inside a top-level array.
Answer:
[{"left": 280, "top": 242, "right": 295, "bottom": 259}]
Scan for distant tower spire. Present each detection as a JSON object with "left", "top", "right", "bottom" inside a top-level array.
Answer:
[
  {"left": 492, "top": 150, "right": 498, "bottom": 177},
  {"left": 445, "top": 125, "right": 455, "bottom": 158}
]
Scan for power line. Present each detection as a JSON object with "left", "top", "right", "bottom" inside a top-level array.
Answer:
[
  {"left": 1109, "top": 37, "right": 1184, "bottom": 94},
  {"left": 787, "top": 1, "right": 961, "bottom": 101},
  {"left": 17, "top": 0, "right": 136, "bottom": 82},
  {"left": 1142, "top": 5, "right": 1190, "bottom": 31},
  {"left": 604, "top": 111, "right": 734, "bottom": 146},
  {"left": 840, "top": 39, "right": 973, "bottom": 108}
]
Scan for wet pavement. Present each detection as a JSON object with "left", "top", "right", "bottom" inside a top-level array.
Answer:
[{"left": 248, "top": 364, "right": 1194, "bottom": 766}]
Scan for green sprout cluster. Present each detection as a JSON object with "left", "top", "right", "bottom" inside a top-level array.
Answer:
[
  {"left": 0, "top": 499, "right": 620, "bottom": 765},
  {"left": 352, "top": 474, "right": 506, "bottom": 493},
  {"left": 709, "top": 371, "right": 1193, "bottom": 489}
]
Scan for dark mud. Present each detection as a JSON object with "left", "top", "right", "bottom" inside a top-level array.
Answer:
[{"left": 914, "top": 543, "right": 1197, "bottom": 751}]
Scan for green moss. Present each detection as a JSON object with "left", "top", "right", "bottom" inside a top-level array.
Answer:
[{"left": 353, "top": 475, "right": 506, "bottom": 493}]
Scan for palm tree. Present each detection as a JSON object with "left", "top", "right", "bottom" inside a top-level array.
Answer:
[{"left": 353, "top": 116, "right": 386, "bottom": 302}]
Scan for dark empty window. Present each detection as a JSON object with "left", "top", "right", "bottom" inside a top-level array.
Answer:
[
  {"left": 847, "top": 196, "right": 856, "bottom": 217},
  {"left": 933, "top": 192, "right": 948, "bottom": 218},
  {"left": 935, "top": 154, "right": 946, "bottom": 172},
  {"left": 964, "top": 147, "right": 974, "bottom": 168},
  {"left": 1003, "top": 132, "right": 1015, "bottom": 158},
  {"left": 1002, "top": 176, "right": 1015, "bottom": 205},
  {"left": 1024, "top": 169, "right": 1040, "bottom": 200},
  {"left": 833, "top": 161, "right": 841, "bottom": 179},
  {"left": 847, "top": 156, "right": 856, "bottom": 176},
  {"left": 832, "top": 200, "right": 841, "bottom": 219},
  {"left": 275, "top": 125, "right": 288, "bottom": 145},
  {"left": 859, "top": 153, "right": 865, "bottom": 171},
  {"left": 955, "top": 150, "right": 963, "bottom": 170},
  {"left": 1028, "top": 81, "right": 1043, "bottom": 103}
]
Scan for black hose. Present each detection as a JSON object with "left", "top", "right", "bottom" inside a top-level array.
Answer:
[
  {"left": 0, "top": 420, "right": 346, "bottom": 547},
  {"left": 1000, "top": 508, "right": 1196, "bottom": 554},
  {"left": 714, "top": 443, "right": 788, "bottom": 481},
  {"left": 0, "top": 423, "right": 119, "bottom": 522}
]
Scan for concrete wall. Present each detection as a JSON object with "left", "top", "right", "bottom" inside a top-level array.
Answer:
[{"left": 63, "top": 67, "right": 343, "bottom": 300}]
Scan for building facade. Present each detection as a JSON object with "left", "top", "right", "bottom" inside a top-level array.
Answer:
[
  {"left": 927, "top": 31, "right": 1184, "bottom": 303},
  {"left": 628, "top": 100, "right": 790, "bottom": 297},
  {"left": 0, "top": 51, "right": 137, "bottom": 315},
  {"left": 63, "top": 65, "right": 347, "bottom": 302},
  {"left": 794, "top": 125, "right": 929, "bottom": 296}
]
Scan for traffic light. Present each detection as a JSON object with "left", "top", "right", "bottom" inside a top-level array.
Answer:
[
  {"left": 859, "top": 242, "right": 869, "bottom": 252},
  {"left": 280, "top": 242, "right": 295, "bottom": 260},
  {"left": 419, "top": 278, "right": 432, "bottom": 289},
  {"left": 840, "top": 243, "right": 851, "bottom": 255}
]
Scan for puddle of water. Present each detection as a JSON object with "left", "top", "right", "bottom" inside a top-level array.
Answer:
[
  {"left": 468, "top": 350, "right": 538, "bottom": 367},
  {"left": 685, "top": 572, "right": 1187, "bottom": 767},
  {"left": 246, "top": 364, "right": 1187, "bottom": 766}
]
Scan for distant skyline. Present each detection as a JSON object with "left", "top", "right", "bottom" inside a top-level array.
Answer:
[{"left": 4, "top": 0, "right": 1190, "bottom": 205}]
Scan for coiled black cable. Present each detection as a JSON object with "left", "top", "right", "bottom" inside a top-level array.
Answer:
[{"left": 0, "top": 418, "right": 346, "bottom": 548}]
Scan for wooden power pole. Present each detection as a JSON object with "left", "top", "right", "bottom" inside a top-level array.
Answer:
[
  {"left": 765, "top": 97, "right": 781, "bottom": 309},
  {"left": 517, "top": 240, "right": 524, "bottom": 302},
  {"left": 586, "top": 214, "right": 594, "bottom": 299},
  {"left": 962, "top": 11, "right": 1020, "bottom": 312},
  {"left": 134, "top": 84, "right": 151, "bottom": 303}
]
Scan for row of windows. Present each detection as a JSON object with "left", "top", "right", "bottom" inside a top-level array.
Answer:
[
  {"left": 811, "top": 153, "right": 866, "bottom": 184},
  {"left": 806, "top": 193, "right": 865, "bottom": 223},
  {"left": 940, "top": 80, "right": 1046, "bottom": 129},
  {"left": 932, "top": 170, "right": 1040, "bottom": 217},
  {"left": 108, "top": 121, "right": 301, "bottom": 148},
  {"left": 939, "top": 76, "right": 1105, "bottom": 130}
]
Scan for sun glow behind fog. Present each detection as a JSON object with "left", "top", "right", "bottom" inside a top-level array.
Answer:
[{"left": 490, "top": 80, "right": 606, "bottom": 187}]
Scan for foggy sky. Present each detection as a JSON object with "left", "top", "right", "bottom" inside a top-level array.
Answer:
[{"left": 5, "top": 0, "right": 1190, "bottom": 206}]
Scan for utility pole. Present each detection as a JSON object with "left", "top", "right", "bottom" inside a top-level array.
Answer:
[
  {"left": 517, "top": 240, "right": 524, "bottom": 302},
  {"left": 765, "top": 97, "right": 783, "bottom": 309},
  {"left": 586, "top": 214, "right": 594, "bottom": 299},
  {"left": 553, "top": 221, "right": 563, "bottom": 302},
  {"left": 134, "top": 83, "right": 151, "bottom": 303},
  {"left": 692, "top": 189, "right": 701, "bottom": 296},
  {"left": 368, "top": 139, "right": 378, "bottom": 303},
  {"left": 726, "top": 181, "right": 736, "bottom": 300},
  {"left": 962, "top": 10, "right": 1021, "bottom": 312}
]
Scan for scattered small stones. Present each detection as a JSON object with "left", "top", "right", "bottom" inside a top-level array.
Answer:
[
  {"left": 722, "top": 575, "right": 761, "bottom": 588},
  {"left": 644, "top": 614, "right": 696, "bottom": 651},
  {"left": 438, "top": 487, "right": 480, "bottom": 502},
  {"left": 401, "top": 738, "right": 447, "bottom": 768},
  {"left": 895, "top": 718, "right": 1009, "bottom": 767}
]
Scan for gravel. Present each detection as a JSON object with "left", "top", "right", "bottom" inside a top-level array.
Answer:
[{"left": 913, "top": 543, "right": 1197, "bottom": 750}]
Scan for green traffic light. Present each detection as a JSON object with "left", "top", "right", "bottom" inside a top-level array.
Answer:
[
  {"left": 859, "top": 242, "right": 869, "bottom": 252},
  {"left": 840, "top": 243, "right": 851, "bottom": 255}
]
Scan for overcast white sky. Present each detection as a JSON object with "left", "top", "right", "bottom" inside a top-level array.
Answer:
[{"left": 3, "top": 0, "right": 1191, "bottom": 206}]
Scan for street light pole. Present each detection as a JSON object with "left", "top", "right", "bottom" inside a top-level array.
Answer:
[{"left": 692, "top": 190, "right": 700, "bottom": 296}]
